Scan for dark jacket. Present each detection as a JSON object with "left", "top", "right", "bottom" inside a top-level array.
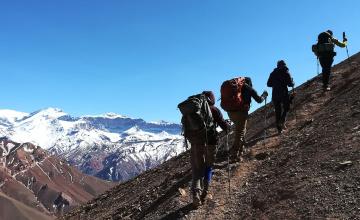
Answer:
[
  {"left": 203, "top": 91, "right": 230, "bottom": 144},
  {"left": 267, "top": 66, "right": 294, "bottom": 102},
  {"left": 241, "top": 84, "right": 264, "bottom": 108},
  {"left": 210, "top": 105, "right": 229, "bottom": 132}
]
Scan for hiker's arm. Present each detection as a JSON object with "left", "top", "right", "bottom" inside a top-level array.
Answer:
[
  {"left": 286, "top": 71, "right": 295, "bottom": 87},
  {"left": 212, "top": 106, "right": 230, "bottom": 132},
  {"left": 267, "top": 73, "right": 273, "bottom": 87},
  {"left": 331, "top": 37, "right": 347, "bottom": 48},
  {"left": 246, "top": 84, "right": 264, "bottom": 103}
]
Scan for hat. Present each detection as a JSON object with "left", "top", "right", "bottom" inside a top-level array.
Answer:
[
  {"left": 326, "top": 30, "right": 333, "bottom": 36},
  {"left": 277, "top": 60, "right": 287, "bottom": 68}
]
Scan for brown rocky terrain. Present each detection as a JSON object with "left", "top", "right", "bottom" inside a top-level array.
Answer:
[
  {"left": 63, "top": 52, "right": 360, "bottom": 220},
  {"left": 0, "top": 138, "right": 115, "bottom": 219}
]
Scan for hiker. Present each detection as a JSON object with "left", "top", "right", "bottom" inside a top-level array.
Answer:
[
  {"left": 312, "top": 30, "right": 347, "bottom": 91},
  {"left": 267, "top": 60, "right": 295, "bottom": 133},
  {"left": 178, "top": 91, "right": 229, "bottom": 207},
  {"left": 220, "top": 77, "right": 268, "bottom": 162},
  {"left": 201, "top": 91, "right": 230, "bottom": 201}
]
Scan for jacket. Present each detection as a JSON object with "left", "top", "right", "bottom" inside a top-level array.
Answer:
[
  {"left": 241, "top": 84, "right": 264, "bottom": 109},
  {"left": 317, "top": 31, "right": 347, "bottom": 57},
  {"left": 267, "top": 66, "right": 294, "bottom": 102},
  {"left": 203, "top": 91, "right": 230, "bottom": 144}
]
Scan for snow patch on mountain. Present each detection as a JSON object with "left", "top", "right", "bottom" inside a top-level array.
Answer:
[
  {"left": 0, "top": 108, "right": 184, "bottom": 182},
  {"left": 0, "top": 109, "right": 29, "bottom": 123},
  {"left": 84, "top": 112, "right": 129, "bottom": 119}
]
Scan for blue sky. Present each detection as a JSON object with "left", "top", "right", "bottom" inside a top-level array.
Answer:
[{"left": 0, "top": 0, "right": 359, "bottom": 123}]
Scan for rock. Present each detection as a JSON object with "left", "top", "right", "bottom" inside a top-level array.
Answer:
[
  {"left": 178, "top": 188, "right": 187, "bottom": 197},
  {"left": 254, "top": 152, "right": 269, "bottom": 160},
  {"left": 336, "top": 161, "right": 353, "bottom": 170}
]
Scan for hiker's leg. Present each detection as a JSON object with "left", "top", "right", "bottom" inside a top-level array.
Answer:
[
  {"left": 237, "top": 111, "right": 248, "bottom": 155},
  {"left": 228, "top": 112, "right": 240, "bottom": 155},
  {"left": 228, "top": 111, "right": 247, "bottom": 158},
  {"left": 282, "top": 98, "right": 291, "bottom": 124},
  {"left": 320, "top": 56, "right": 334, "bottom": 88},
  {"left": 274, "top": 101, "right": 282, "bottom": 131},
  {"left": 205, "top": 144, "right": 216, "bottom": 168},
  {"left": 202, "top": 144, "right": 216, "bottom": 200},
  {"left": 190, "top": 142, "right": 205, "bottom": 196},
  {"left": 204, "top": 144, "right": 216, "bottom": 185}
]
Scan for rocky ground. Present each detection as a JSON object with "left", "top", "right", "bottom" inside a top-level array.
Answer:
[{"left": 63, "top": 52, "right": 360, "bottom": 220}]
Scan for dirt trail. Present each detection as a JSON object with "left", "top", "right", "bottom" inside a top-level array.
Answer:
[{"left": 63, "top": 53, "right": 360, "bottom": 220}]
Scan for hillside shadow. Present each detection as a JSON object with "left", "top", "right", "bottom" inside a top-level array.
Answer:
[
  {"left": 159, "top": 203, "right": 195, "bottom": 220},
  {"left": 135, "top": 172, "right": 192, "bottom": 219}
]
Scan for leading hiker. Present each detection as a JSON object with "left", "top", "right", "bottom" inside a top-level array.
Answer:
[
  {"left": 267, "top": 60, "right": 295, "bottom": 133},
  {"left": 178, "top": 91, "right": 229, "bottom": 207},
  {"left": 312, "top": 30, "right": 347, "bottom": 91},
  {"left": 220, "top": 77, "right": 268, "bottom": 162}
]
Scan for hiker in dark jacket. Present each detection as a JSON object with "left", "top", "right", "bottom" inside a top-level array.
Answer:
[
  {"left": 227, "top": 78, "right": 268, "bottom": 162},
  {"left": 267, "top": 60, "right": 294, "bottom": 133},
  {"left": 187, "top": 91, "right": 230, "bottom": 207},
  {"left": 313, "top": 30, "right": 347, "bottom": 91}
]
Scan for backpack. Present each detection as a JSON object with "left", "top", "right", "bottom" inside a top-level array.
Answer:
[
  {"left": 178, "top": 94, "right": 215, "bottom": 138},
  {"left": 220, "top": 77, "right": 248, "bottom": 112},
  {"left": 312, "top": 32, "right": 335, "bottom": 56}
]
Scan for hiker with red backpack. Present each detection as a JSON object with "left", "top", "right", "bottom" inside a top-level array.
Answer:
[
  {"left": 312, "top": 30, "right": 347, "bottom": 91},
  {"left": 220, "top": 77, "right": 268, "bottom": 162},
  {"left": 267, "top": 60, "right": 295, "bottom": 134},
  {"left": 178, "top": 91, "right": 229, "bottom": 207}
]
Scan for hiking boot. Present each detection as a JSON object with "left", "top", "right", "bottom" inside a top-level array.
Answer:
[
  {"left": 276, "top": 123, "right": 283, "bottom": 134},
  {"left": 192, "top": 191, "right": 202, "bottom": 208},
  {"left": 200, "top": 190, "right": 208, "bottom": 203}
]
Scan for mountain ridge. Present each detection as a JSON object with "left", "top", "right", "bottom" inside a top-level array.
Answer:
[
  {"left": 0, "top": 108, "right": 184, "bottom": 182},
  {"left": 0, "top": 138, "right": 115, "bottom": 219}
]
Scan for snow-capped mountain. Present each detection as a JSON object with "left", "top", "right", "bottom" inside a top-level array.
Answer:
[{"left": 0, "top": 108, "right": 184, "bottom": 182}]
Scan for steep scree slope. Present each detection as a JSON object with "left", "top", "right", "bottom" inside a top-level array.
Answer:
[{"left": 63, "top": 52, "right": 360, "bottom": 220}]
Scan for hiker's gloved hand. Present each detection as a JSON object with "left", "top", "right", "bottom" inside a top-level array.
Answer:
[
  {"left": 261, "top": 91, "right": 268, "bottom": 99},
  {"left": 343, "top": 37, "right": 348, "bottom": 42}
]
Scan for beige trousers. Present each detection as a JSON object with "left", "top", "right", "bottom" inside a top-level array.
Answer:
[{"left": 227, "top": 111, "right": 248, "bottom": 158}]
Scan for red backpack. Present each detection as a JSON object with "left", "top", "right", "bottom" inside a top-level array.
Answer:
[{"left": 220, "top": 77, "right": 248, "bottom": 112}]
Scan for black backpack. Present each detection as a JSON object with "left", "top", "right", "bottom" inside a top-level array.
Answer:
[
  {"left": 312, "top": 32, "right": 335, "bottom": 56},
  {"left": 178, "top": 94, "right": 215, "bottom": 139},
  {"left": 318, "top": 32, "right": 331, "bottom": 44}
]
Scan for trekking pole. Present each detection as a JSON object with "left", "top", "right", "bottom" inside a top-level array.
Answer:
[
  {"left": 317, "top": 57, "right": 320, "bottom": 75},
  {"left": 343, "top": 32, "right": 350, "bottom": 59},
  {"left": 292, "top": 86, "right": 297, "bottom": 123},
  {"left": 226, "top": 133, "right": 231, "bottom": 198},
  {"left": 184, "top": 138, "right": 188, "bottom": 150},
  {"left": 263, "top": 96, "right": 267, "bottom": 146}
]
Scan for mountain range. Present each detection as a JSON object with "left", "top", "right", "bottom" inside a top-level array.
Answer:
[{"left": 0, "top": 108, "right": 184, "bottom": 182}]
